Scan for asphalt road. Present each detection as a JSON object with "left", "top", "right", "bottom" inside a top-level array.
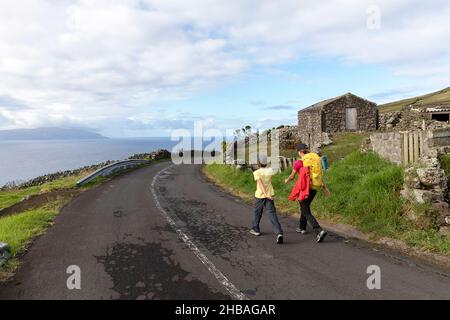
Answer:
[{"left": 0, "top": 162, "right": 449, "bottom": 300}]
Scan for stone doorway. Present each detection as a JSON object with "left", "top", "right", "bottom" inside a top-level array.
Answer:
[{"left": 346, "top": 108, "right": 358, "bottom": 130}]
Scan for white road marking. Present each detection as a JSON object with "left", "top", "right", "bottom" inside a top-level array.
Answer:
[{"left": 151, "top": 164, "right": 248, "bottom": 301}]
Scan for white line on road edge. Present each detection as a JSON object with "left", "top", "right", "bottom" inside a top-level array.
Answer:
[{"left": 151, "top": 165, "right": 248, "bottom": 301}]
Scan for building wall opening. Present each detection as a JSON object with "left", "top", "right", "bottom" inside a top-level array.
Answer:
[{"left": 432, "top": 113, "right": 450, "bottom": 122}]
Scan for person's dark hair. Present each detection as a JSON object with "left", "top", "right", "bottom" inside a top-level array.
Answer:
[
  {"left": 258, "top": 162, "right": 267, "bottom": 168},
  {"left": 297, "top": 143, "right": 309, "bottom": 154}
]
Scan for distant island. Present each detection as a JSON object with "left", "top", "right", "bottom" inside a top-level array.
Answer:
[{"left": 0, "top": 127, "right": 108, "bottom": 140}]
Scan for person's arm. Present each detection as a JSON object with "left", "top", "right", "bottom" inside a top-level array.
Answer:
[
  {"left": 284, "top": 168, "right": 297, "bottom": 184},
  {"left": 257, "top": 179, "right": 273, "bottom": 200}
]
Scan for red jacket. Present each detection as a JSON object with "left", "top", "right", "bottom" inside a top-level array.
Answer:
[{"left": 289, "top": 163, "right": 310, "bottom": 202}]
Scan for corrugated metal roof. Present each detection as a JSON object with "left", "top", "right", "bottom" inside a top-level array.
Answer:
[{"left": 424, "top": 107, "right": 450, "bottom": 113}]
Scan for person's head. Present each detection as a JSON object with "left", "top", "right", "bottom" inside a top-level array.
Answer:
[
  {"left": 258, "top": 154, "right": 268, "bottom": 168},
  {"left": 297, "top": 143, "right": 309, "bottom": 157}
]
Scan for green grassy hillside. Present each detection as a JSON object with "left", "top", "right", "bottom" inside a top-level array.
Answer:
[
  {"left": 321, "top": 133, "right": 367, "bottom": 164},
  {"left": 379, "top": 86, "right": 450, "bottom": 113}
]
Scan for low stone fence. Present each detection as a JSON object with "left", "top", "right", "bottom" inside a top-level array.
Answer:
[
  {"left": 128, "top": 149, "right": 171, "bottom": 161},
  {"left": 369, "top": 131, "right": 404, "bottom": 165},
  {"left": 428, "top": 128, "right": 450, "bottom": 148},
  {"left": 370, "top": 128, "right": 450, "bottom": 166}
]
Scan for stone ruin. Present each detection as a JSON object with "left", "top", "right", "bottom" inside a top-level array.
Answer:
[
  {"left": 401, "top": 146, "right": 450, "bottom": 235},
  {"left": 379, "top": 104, "right": 450, "bottom": 132}
]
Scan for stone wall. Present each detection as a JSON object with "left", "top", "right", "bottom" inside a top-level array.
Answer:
[
  {"left": 128, "top": 149, "right": 171, "bottom": 160},
  {"left": 322, "top": 95, "right": 378, "bottom": 132},
  {"left": 427, "top": 128, "right": 450, "bottom": 148},
  {"left": 401, "top": 150, "right": 450, "bottom": 234},
  {"left": 298, "top": 108, "right": 323, "bottom": 152},
  {"left": 277, "top": 125, "right": 301, "bottom": 150},
  {"left": 369, "top": 131, "right": 403, "bottom": 165},
  {"left": 369, "top": 128, "right": 450, "bottom": 166},
  {"left": 378, "top": 111, "right": 401, "bottom": 131}
]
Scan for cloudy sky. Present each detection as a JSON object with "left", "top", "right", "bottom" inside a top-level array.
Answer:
[{"left": 0, "top": 0, "right": 450, "bottom": 137}]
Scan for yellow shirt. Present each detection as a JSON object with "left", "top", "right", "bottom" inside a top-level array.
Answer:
[{"left": 253, "top": 167, "right": 275, "bottom": 199}]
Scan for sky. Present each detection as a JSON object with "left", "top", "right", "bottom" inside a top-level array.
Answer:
[{"left": 0, "top": 0, "right": 450, "bottom": 137}]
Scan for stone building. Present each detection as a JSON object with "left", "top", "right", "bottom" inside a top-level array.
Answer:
[{"left": 298, "top": 93, "right": 378, "bottom": 151}]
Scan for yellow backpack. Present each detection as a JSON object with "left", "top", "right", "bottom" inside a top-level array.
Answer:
[{"left": 302, "top": 153, "right": 323, "bottom": 189}]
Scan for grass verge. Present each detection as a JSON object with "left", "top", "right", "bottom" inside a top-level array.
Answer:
[
  {"left": 203, "top": 151, "right": 450, "bottom": 255},
  {"left": 0, "top": 198, "right": 69, "bottom": 257},
  {"left": 0, "top": 172, "right": 90, "bottom": 210},
  {"left": 0, "top": 197, "right": 73, "bottom": 280}
]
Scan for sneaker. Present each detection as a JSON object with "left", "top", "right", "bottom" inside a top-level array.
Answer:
[
  {"left": 249, "top": 229, "right": 261, "bottom": 236},
  {"left": 316, "top": 230, "right": 327, "bottom": 243},
  {"left": 276, "top": 234, "right": 284, "bottom": 244},
  {"left": 296, "top": 227, "right": 307, "bottom": 234}
]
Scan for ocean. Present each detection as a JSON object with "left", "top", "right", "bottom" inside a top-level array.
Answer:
[{"left": 0, "top": 138, "right": 179, "bottom": 186}]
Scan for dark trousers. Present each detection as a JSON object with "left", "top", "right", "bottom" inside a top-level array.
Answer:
[
  {"left": 252, "top": 198, "right": 283, "bottom": 235},
  {"left": 299, "top": 189, "right": 322, "bottom": 234}
]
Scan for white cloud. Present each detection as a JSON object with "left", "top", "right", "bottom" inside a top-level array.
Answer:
[{"left": 0, "top": 0, "right": 449, "bottom": 134}]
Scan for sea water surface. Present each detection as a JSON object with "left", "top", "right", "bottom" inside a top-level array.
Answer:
[{"left": 0, "top": 138, "right": 179, "bottom": 186}]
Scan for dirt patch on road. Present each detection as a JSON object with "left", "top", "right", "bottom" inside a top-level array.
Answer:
[
  {"left": 0, "top": 189, "right": 81, "bottom": 218},
  {"left": 96, "top": 241, "right": 229, "bottom": 300}
]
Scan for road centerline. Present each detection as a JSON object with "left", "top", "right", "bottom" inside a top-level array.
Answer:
[{"left": 150, "top": 164, "right": 248, "bottom": 301}]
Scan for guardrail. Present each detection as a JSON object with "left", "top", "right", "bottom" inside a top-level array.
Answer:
[
  {"left": 76, "top": 159, "right": 150, "bottom": 187},
  {"left": 0, "top": 242, "right": 10, "bottom": 267}
]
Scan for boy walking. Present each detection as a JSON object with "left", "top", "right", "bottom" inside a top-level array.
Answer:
[
  {"left": 285, "top": 144, "right": 330, "bottom": 243},
  {"left": 250, "top": 155, "right": 284, "bottom": 244}
]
